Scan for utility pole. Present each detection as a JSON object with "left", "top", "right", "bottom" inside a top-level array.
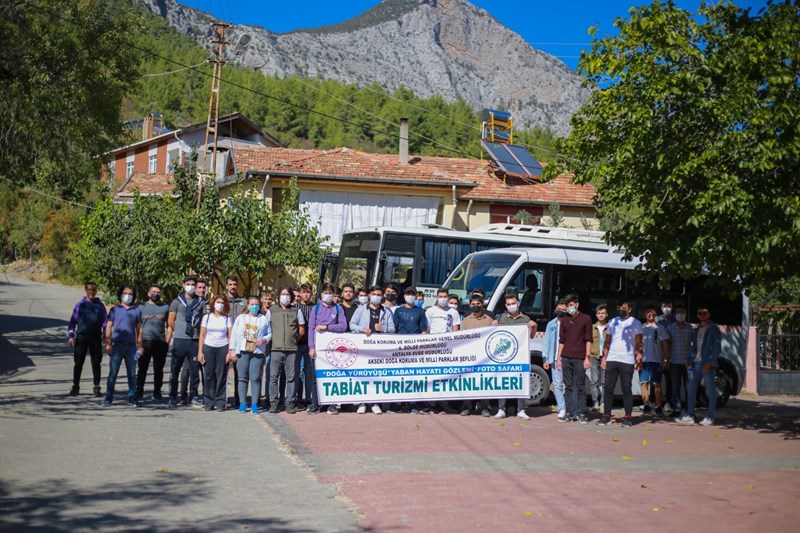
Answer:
[{"left": 198, "top": 21, "right": 232, "bottom": 212}]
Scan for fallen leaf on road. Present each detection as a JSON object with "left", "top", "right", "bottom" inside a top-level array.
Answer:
[
  {"left": 640, "top": 484, "right": 647, "bottom": 489},
  {"left": 192, "top": 477, "right": 201, "bottom": 481},
  {"left": 523, "top": 512, "right": 532, "bottom": 517},
  {"left": 513, "top": 442, "right": 521, "bottom": 447},
  {"left": 644, "top": 428, "right": 654, "bottom": 431},
  {"left": 156, "top": 467, "right": 168, "bottom": 473},
  {"left": 414, "top": 424, "right": 420, "bottom": 430},
  {"left": 499, "top": 422, "right": 506, "bottom": 427},
  {"left": 643, "top": 439, "right": 648, "bottom": 446},
  {"left": 728, "top": 447, "right": 735, "bottom": 452},
  {"left": 715, "top": 434, "right": 722, "bottom": 438},
  {"left": 666, "top": 440, "right": 674, "bottom": 443},
  {"left": 653, "top": 507, "right": 659, "bottom": 512},
  {"left": 790, "top": 467, "right": 797, "bottom": 471},
  {"left": 749, "top": 484, "right": 756, "bottom": 490},
  {"left": 612, "top": 438, "right": 620, "bottom": 442},
  {"left": 242, "top": 525, "right": 249, "bottom": 530},
  {"left": 596, "top": 430, "right": 602, "bottom": 433},
  {"left": 621, "top": 456, "right": 633, "bottom": 460}
]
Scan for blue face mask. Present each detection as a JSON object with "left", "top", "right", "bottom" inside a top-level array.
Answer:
[
  {"left": 249, "top": 304, "right": 261, "bottom": 314},
  {"left": 414, "top": 300, "right": 423, "bottom": 308}
]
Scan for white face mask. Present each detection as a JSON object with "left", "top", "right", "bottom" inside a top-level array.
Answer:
[
  {"left": 567, "top": 304, "right": 577, "bottom": 315},
  {"left": 370, "top": 295, "right": 383, "bottom": 305},
  {"left": 662, "top": 307, "right": 672, "bottom": 316},
  {"left": 184, "top": 285, "right": 196, "bottom": 295},
  {"left": 121, "top": 294, "right": 133, "bottom": 305},
  {"left": 279, "top": 295, "right": 291, "bottom": 306},
  {"left": 358, "top": 296, "right": 369, "bottom": 305},
  {"left": 675, "top": 312, "right": 686, "bottom": 322},
  {"left": 506, "top": 303, "right": 519, "bottom": 313},
  {"left": 437, "top": 297, "right": 449, "bottom": 307},
  {"left": 405, "top": 295, "right": 416, "bottom": 305},
  {"left": 321, "top": 293, "right": 334, "bottom": 304},
  {"left": 214, "top": 302, "right": 224, "bottom": 312}
]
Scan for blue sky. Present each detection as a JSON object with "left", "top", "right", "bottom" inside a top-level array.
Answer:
[{"left": 179, "top": 0, "right": 769, "bottom": 71}]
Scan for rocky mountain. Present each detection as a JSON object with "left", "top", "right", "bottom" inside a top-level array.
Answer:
[{"left": 135, "top": 0, "right": 592, "bottom": 136}]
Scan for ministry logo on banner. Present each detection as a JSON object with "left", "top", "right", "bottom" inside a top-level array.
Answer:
[{"left": 485, "top": 330, "right": 519, "bottom": 363}]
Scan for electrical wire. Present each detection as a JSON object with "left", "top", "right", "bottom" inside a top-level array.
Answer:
[
  {"left": 141, "top": 61, "right": 207, "bottom": 77},
  {"left": 0, "top": 176, "right": 95, "bottom": 210}
]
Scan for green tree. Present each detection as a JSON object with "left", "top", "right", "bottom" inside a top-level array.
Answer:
[
  {"left": 551, "top": 1, "right": 800, "bottom": 291},
  {"left": 1, "top": 0, "right": 141, "bottom": 197}
]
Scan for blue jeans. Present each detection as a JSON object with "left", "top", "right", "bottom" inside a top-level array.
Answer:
[
  {"left": 295, "top": 344, "right": 311, "bottom": 403},
  {"left": 237, "top": 351, "right": 265, "bottom": 406},
  {"left": 686, "top": 362, "right": 716, "bottom": 420},
  {"left": 551, "top": 363, "right": 565, "bottom": 412},
  {"left": 106, "top": 343, "right": 136, "bottom": 402}
]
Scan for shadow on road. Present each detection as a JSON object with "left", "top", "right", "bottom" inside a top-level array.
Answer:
[
  {"left": 715, "top": 397, "right": 800, "bottom": 440},
  {"left": 0, "top": 473, "right": 316, "bottom": 532},
  {"left": 0, "top": 315, "right": 70, "bottom": 379}
]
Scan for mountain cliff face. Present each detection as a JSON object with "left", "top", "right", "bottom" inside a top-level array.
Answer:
[{"left": 135, "top": 0, "right": 592, "bottom": 136}]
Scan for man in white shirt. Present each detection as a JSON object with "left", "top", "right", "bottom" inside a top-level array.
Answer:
[{"left": 598, "top": 300, "right": 643, "bottom": 428}]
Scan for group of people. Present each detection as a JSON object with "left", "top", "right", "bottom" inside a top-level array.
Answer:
[
  {"left": 544, "top": 294, "right": 722, "bottom": 427},
  {"left": 67, "top": 277, "right": 722, "bottom": 425}
]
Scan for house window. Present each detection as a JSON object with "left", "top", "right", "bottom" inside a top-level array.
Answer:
[
  {"left": 167, "top": 149, "right": 179, "bottom": 172},
  {"left": 126, "top": 161, "right": 134, "bottom": 178},
  {"left": 489, "top": 205, "right": 543, "bottom": 225},
  {"left": 148, "top": 155, "right": 157, "bottom": 174}
]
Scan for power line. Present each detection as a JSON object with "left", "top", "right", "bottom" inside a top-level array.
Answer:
[
  {"left": 141, "top": 61, "right": 207, "bottom": 77},
  {"left": 0, "top": 176, "right": 95, "bottom": 210}
]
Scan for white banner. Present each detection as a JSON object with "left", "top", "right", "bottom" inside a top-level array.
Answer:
[{"left": 314, "top": 325, "right": 531, "bottom": 404}]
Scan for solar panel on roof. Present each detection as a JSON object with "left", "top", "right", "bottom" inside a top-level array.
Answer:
[{"left": 481, "top": 141, "right": 542, "bottom": 177}]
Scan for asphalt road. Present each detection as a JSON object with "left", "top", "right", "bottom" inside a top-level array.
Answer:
[{"left": 0, "top": 274, "right": 361, "bottom": 532}]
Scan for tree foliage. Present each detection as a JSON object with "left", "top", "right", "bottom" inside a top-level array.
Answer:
[
  {"left": 72, "top": 155, "right": 327, "bottom": 296},
  {"left": 550, "top": 0, "right": 800, "bottom": 291},
  {"left": 0, "top": 0, "right": 141, "bottom": 197}
]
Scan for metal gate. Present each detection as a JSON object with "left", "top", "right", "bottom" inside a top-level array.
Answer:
[{"left": 757, "top": 334, "right": 800, "bottom": 394}]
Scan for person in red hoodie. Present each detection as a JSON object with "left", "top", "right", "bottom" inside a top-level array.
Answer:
[{"left": 556, "top": 293, "right": 593, "bottom": 424}]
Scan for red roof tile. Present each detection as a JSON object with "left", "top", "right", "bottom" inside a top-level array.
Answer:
[{"left": 116, "top": 172, "right": 174, "bottom": 198}]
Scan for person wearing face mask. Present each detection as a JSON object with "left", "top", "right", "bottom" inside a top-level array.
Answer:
[
  {"left": 492, "top": 293, "right": 537, "bottom": 420},
  {"left": 309, "top": 282, "right": 348, "bottom": 415},
  {"left": 350, "top": 285, "right": 397, "bottom": 414},
  {"left": 424, "top": 288, "right": 461, "bottom": 414},
  {"left": 681, "top": 305, "right": 721, "bottom": 426},
  {"left": 598, "top": 300, "right": 643, "bottom": 427},
  {"left": 589, "top": 304, "right": 609, "bottom": 412},
  {"left": 181, "top": 278, "right": 209, "bottom": 408},
  {"left": 556, "top": 293, "right": 592, "bottom": 424},
  {"left": 415, "top": 291, "right": 426, "bottom": 309},
  {"left": 257, "top": 290, "right": 276, "bottom": 409},
  {"left": 543, "top": 299, "right": 568, "bottom": 421},
  {"left": 268, "top": 286, "right": 305, "bottom": 414},
  {"left": 468, "top": 288, "right": 494, "bottom": 319},
  {"left": 656, "top": 297, "right": 676, "bottom": 415},
  {"left": 340, "top": 283, "right": 358, "bottom": 330},
  {"left": 639, "top": 305, "right": 671, "bottom": 416},
  {"left": 229, "top": 296, "right": 272, "bottom": 414},
  {"left": 667, "top": 305, "right": 692, "bottom": 419},
  {"left": 136, "top": 285, "right": 171, "bottom": 402},
  {"left": 294, "top": 283, "right": 314, "bottom": 410},
  {"left": 394, "top": 287, "right": 429, "bottom": 334},
  {"left": 383, "top": 283, "right": 401, "bottom": 311},
  {"left": 357, "top": 288, "right": 370, "bottom": 307},
  {"left": 102, "top": 285, "right": 142, "bottom": 407},
  {"left": 459, "top": 294, "right": 493, "bottom": 416},
  {"left": 197, "top": 295, "right": 233, "bottom": 411},
  {"left": 167, "top": 275, "right": 204, "bottom": 408}
]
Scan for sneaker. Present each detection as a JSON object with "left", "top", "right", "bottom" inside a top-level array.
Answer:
[
  {"left": 437, "top": 409, "right": 448, "bottom": 415},
  {"left": 460, "top": 409, "right": 471, "bottom": 416},
  {"left": 557, "top": 409, "right": 566, "bottom": 419},
  {"left": 69, "top": 387, "right": 79, "bottom": 396},
  {"left": 517, "top": 410, "right": 530, "bottom": 420},
  {"left": 102, "top": 399, "right": 112, "bottom": 407},
  {"left": 180, "top": 397, "right": 189, "bottom": 406},
  {"left": 558, "top": 413, "right": 569, "bottom": 423},
  {"left": 285, "top": 404, "right": 296, "bottom": 414},
  {"left": 327, "top": 405, "right": 339, "bottom": 415},
  {"left": 251, "top": 404, "right": 260, "bottom": 415},
  {"left": 191, "top": 397, "right": 204, "bottom": 408},
  {"left": 495, "top": 409, "right": 507, "bottom": 419},
  {"left": 127, "top": 398, "right": 141, "bottom": 408},
  {"left": 597, "top": 415, "right": 611, "bottom": 426},
  {"left": 386, "top": 407, "right": 398, "bottom": 414},
  {"left": 268, "top": 405, "right": 278, "bottom": 414},
  {"left": 203, "top": 405, "right": 214, "bottom": 411},
  {"left": 152, "top": 391, "right": 163, "bottom": 401},
  {"left": 699, "top": 417, "right": 714, "bottom": 426},
  {"left": 93, "top": 386, "right": 103, "bottom": 398},
  {"left": 167, "top": 398, "right": 177, "bottom": 408},
  {"left": 356, "top": 404, "right": 367, "bottom": 414},
  {"left": 621, "top": 417, "right": 632, "bottom": 428},
  {"left": 306, "top": 405, "right": 319, "bottom": 415},
  {"left": 371, "top": 404, "right": 382, "bottom": 415},
  {"left": 481, "top": 408, "right": 491, "bottom": 417},
  {"left": 421, "top": 406, "right": 432, "bottom": 414},
  {"left": 662, "top": 402, "right": 673, "bottom": 416},
  {"left": 410, "top": 408, "right": 419, "bottom": 414},
  {"left": 591, "top": 402, "right": 600, "bottom": 412},
  {"left": 678, "top": 415, "right": 696, "bottom": 425},
  {"left": 578, "top": 414, "right": 589, "bottom": 425},
  {"left": 239, "top": 403, "right": 248, "bottom": 413},
  {"left": 655, "top": 407, "right": 664, "bottom": 417},
  {"left": 643, "top": 405, "right": 652, "bottom": 415}
]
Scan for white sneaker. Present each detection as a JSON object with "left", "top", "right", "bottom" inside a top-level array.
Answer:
[
  {"left": 678, "top": 415, "right": 695, "bottom": 425},
  {"left": 517, "top": 410, "right": 530, "bottom": 420},
  {"left": 495, "top": 409, "right": 507, "bottom": 419},
  {"left": 699, "top": 417, "right": 714, "bottom": 426},
  {"left": 371, "top": 404, "right": 383, "bottom": 415},
  {"left": 558, "top": 409, "right": 566, "bottom": 419},
  {"left": 663, "top": 402, "right": 673, "bottom": 417},
  {"left": 326, "top": 405, "right": 339, "bottom": 415},
  {"left": 356, "top": 404, "right": 367, "bottom": 414}
]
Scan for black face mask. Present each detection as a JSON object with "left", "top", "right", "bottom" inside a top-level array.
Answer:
[
  {"left": 470, "top": 305, "right": 482, "bottom": 313},
  {"left": 384, "top": 293, "right": 397, "bottom": 302},
  {"left": 150, "top": 294, "right": 161, "bottom": 302},
  {"left": 556, "top": 310, "right": 566, "bottom": 318},
  {"left": 618, "top": 309, "right": 629, "bottom": 318}
]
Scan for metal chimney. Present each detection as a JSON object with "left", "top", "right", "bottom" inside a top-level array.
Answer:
[{"left": 399, "top": 117, "right": 409, "bottom": 164}]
